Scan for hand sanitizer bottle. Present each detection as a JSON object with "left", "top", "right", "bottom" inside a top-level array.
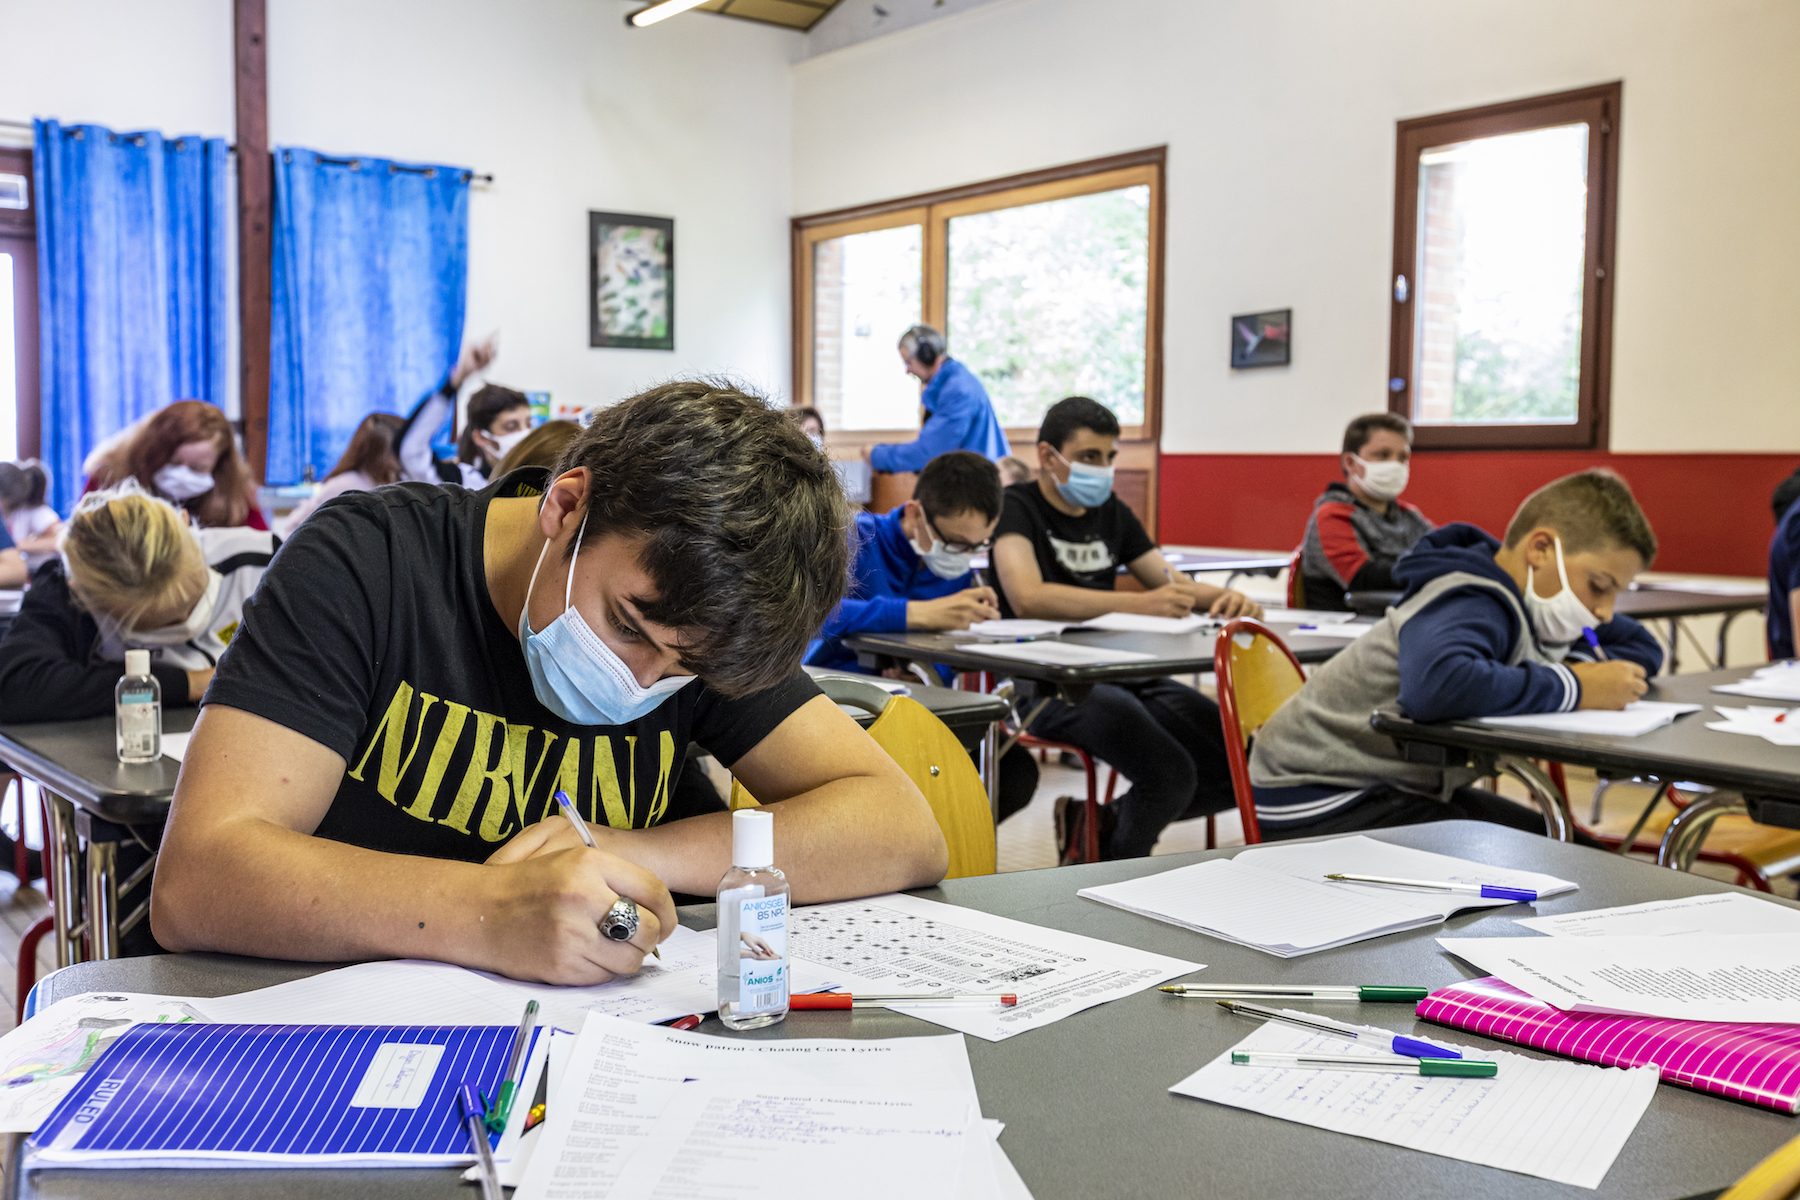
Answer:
[
  {"left": 717, "top": 809, "right": 789, "bottom": 1030},
  {"left": 115, "top": 649, "right": 161, "bottom": 764}
]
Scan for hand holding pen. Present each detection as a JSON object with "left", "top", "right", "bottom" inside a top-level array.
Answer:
[{"left": 556, "top": 789, "right": 660, "bottom": 960}]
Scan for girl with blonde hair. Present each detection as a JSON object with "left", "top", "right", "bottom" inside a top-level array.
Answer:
[{"left": 0, "top": 482, "right": 278, "bottom": 723}]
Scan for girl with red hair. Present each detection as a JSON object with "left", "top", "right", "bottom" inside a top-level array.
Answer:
[{"left": 84, "top": 400, "right": 267, "bottom": 529}]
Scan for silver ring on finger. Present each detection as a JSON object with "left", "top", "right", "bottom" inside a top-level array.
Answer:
[{"left": 599, "top": 897, "right": 641, "bottom": 942}]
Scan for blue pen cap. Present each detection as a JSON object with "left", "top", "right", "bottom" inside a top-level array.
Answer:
[
  {"left": 1392, "top": 1035, "right": 1462, "bottom": 1060},
  {"left": 1478, "top": 885, "right": 1539, "bottom": 903},
  {"left": 457, "top": 1083, "right": 483, "bottom": 1122}
]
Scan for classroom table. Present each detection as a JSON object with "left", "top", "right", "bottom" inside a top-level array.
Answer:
[
  {"left": 1613, "top": 586, "right": 1767, "bottom": 673},
  {"left": 0, "top": 683, "right": 1008, "bottom": 970},
  {"left": 1370, "top": 665, "right": 1800, "bottom": 870},
  {"left": 1156, "top": 546, "right": 1293, "bottom": 587},
  {"left": 9, "top": 821, "right": 1795, "bottom": 1200}
]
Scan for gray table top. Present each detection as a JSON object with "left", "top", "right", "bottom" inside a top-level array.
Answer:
[
  {"left": 845, "top": 618, "right": 1356, "bottom": 685},
  {"left": 11, "top": 822, "right": 1791, "bottom": 1200},
  {"left": 1615, "top": 588, "right": 1766, "bottom": 620},
  {"left": 0, "top": 681, "right": 1005, "bottom": 825},
  {"left": 1371, "top": 666, "right": 1800, "bottom": 810}
]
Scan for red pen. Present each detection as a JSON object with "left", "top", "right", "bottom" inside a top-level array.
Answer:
[
  {"left": 665, "top": 1013, "right": 706, "bottom": 1031},
  {"left": 790, "top": 992, "right": 1018, "bottom": 1010}
]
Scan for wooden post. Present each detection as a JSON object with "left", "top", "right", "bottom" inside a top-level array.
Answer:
[{"left": 234, "top": 0, "right": 272, "bottom": 480}]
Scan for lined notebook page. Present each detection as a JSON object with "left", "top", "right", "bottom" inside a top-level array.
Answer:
[{"left": 1171, "top": 1022, "right": 1658, "bottom": 1190}]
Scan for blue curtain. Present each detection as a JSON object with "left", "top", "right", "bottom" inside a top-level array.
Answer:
[
  {"left": 269, "top": 148, "right": 471, "bottom": 485},
  {"left": 33, "top": 120, "right": 231, "bottom": 514}
]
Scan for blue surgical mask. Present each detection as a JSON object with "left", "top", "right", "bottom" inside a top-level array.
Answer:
[
  {"left": 1051, "top": 449, "right": 1115, "bottom": 508},
  {"left": 517, "top": 515, "right": 696, "bottom": 726}
]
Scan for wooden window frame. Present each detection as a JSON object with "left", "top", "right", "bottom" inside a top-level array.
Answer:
[
  {"left": 0, "top": 144, "right": 40, "bottom": 461},
  {"left": 792, "top": 147, "right": 1167, "bottom": 449},
  {"left": 1387, "top": 83, "right": 1620, "bottom": 451}
]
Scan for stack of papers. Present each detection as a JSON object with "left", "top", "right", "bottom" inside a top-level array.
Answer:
[
  {"left": 788, "top": 892, "right": 1197, "bottom": 1041},
  {"left": 1706, "top": 704, "right": 1800, "bottom": 745},
  {"left": 1259, "top": 608, "right": 1357, "bottom": 625},
  {"left": 953, "top": 640, "right": 1156, "bottom": 666},
  {"left": 1438, "top": 933, "right": 1800, "bottom": 1023},
  {"left": 513, "top": 1014, "right": 1029, "bottom": 1200},
  {"left": 1714, "top": 663, "right": 1800, "bottom": 702},
  {"left": 1171, "top": 1021, "right": 1657, "bottom": 1189},
  {"left": 1078, "top": 836, "right": 1576, "bottom": 956},
  {"left": 1078, "top": 611, "right": 1216, "bottom": 634},
  {"left": 1476, "top": 700, "right": 1700, "bottom": 737},
  {"left": 1286, "top": 623, "right": 1372, "bottom": 640},
  {"left": 1514, "top": 891, "right": 1800, "bottom": 939},
  {"left": 964, "top": 619, "right": 1080, "bottom": 639}
]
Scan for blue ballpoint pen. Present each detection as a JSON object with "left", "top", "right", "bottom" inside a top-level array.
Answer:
[
  {"left": 1582, "top": 627, "right": 1608, "bottom": 660},
  {"left": 1217, "top": 1000, "right": 1464, "bottom": 1060},
  {"left": 555, "top": 789, "right": 660, "bottom": 960},
  {"left": 457, "top": 1084, "right": 502, "bottom": 1200},
  {"left": 1323, "top": 872, "right": 1539, "bottom": 904}
]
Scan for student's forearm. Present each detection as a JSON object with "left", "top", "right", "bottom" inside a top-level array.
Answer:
[
  {"left": 599, "top": 775, "right": 947, "bottom": 903},
  {"left": 1004, "top": 580, "right": 1134, "bottom": 620}
]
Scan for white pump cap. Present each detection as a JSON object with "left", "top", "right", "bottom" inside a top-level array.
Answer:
[
  {"left": 731, "top": 809, "right": 774, "bottom": 869},
  {"left": 124, "top": 649, "right": 151, "bottom": 678}
]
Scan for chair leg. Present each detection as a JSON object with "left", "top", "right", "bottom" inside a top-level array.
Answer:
[
  {"left": 9, "top": 775, "right": 26, "bottom": 888},
  {"left": 1081, "top": 754, "right": 1100, "bottom": 864},
  {"left": 1588, "top": 777, "right": 1613, "bottom": 826},
  {"left": 17, "top": 915, "right": 51, "bottom": 1026},
  {"left": 1205, "top": 813, "right": 1216, "bottom": 851}
]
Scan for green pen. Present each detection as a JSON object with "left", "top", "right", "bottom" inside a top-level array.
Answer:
[
  {"left": 1159, "top": 984, "right": 1429, "bottom": 1003},
  {"left": 486, "top": 999, "right": 539, "bottom": 1134},
  {"left": 1230, "top": 1051, "right": 1496, "bottom": 1077}
]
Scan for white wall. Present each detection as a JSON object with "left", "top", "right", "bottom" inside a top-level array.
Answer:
[
  {"left": 792, "top": 0, "right": 1800, "bottom": 455},
  {"left": 0, "top": 0, "right": 800, "bottom": 416}
]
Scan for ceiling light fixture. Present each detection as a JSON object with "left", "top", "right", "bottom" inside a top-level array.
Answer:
[{"left": 626, "top": 0, "right": 709, "bottom": 26}]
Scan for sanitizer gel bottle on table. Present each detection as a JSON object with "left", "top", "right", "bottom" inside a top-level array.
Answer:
[
  {"left": 717, "top": 809, "right": 789, "bottom": 1030},
  {"left": 115, "top": 649, "right": 161, "bottom": 764}
]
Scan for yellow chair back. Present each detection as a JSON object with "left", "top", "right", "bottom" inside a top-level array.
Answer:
[
  {"left": 729, "top": 694, "right": 995, "bottom": 879},
  {"left": 1222, "top": 625, "right": 1307, "bottom": 743}
]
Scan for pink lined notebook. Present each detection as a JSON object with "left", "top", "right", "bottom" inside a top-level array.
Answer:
[{"left": 1417, "top": 976, "right": 1800, "bottom": 1113}]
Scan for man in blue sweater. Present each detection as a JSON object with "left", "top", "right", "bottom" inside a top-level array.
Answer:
[
  {"left": 1250, "top": 469, "right": 1663, "bottom": 838},
  {"left": 867, "top": 326, "right": 1010, "bottom": 473},
  {"left": 809, "top": 451, "right": 1003, "bottom": 674}
]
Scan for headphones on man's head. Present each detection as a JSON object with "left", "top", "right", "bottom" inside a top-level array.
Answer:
[{"left": 905, "top": 324, "right": 946, "bottom": 368}]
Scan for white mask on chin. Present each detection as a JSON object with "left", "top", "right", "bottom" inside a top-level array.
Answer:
[{"left": 1523, "top": 536, "right": 1598, "bottom": 649}]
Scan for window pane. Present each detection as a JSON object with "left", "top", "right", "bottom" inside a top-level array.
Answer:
[
  {"left": 0, "top": 253, "right": 15, "bottom": 462},
  {"left": 1413, "top": 123, "right": 1588, "bottom": 425},
  {"left": 812, "top": 224, "right": 922, "bottom": 432},
  {"left": 947, "top": 185, "right": 1149, "bottom": 429}
]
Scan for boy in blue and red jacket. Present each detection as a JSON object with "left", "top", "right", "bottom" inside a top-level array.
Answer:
[{"left": 1251, "top": 469, "right": 1663, "bottom": 838}]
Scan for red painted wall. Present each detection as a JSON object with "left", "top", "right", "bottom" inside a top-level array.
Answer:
[{"left": 1159, "top": 452, "right": 1798, "bottom": 577}]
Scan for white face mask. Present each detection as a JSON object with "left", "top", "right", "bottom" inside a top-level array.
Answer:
[
  {"left": 909, "top": 532, "right": 978, "bottom": 581},
  {"left": 128, "top": 570, "right": 221, "bottom": 646},
  {"left": 154, "top": 463, "right": 216, "bottom": 501},
  {"left": 486, "top": 427, "right": 531, "bottom": 461},
  {"left": 1352, "top": 456, "right": 1409, "bottom": 502},
  {"left": 1523, "top": 536, "right": 1598, "bottom": 648}
]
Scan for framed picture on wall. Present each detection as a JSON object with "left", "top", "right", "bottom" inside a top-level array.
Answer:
[
  {"left": 589, "top": 211, "right": 674, "bottom": 350},
  {"left": 1230, "top": 308, "right": 1290, "bottom": 369}
]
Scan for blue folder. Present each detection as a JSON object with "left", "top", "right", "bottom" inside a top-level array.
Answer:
[{"left": 29, "top": 1022, "right": 531, "bottom": 1167}]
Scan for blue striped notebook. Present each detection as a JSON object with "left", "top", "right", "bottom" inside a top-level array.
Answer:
[{"left": 27, "top": 1022, "right": 527, "bottom": 1167}]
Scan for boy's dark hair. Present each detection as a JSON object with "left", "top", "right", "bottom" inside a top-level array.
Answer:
[
  {"left": 457, "top": 384, "right": 531, "bottom": 465},
  {"left": 553, "top": 379, "right": 851, "bottom": 698},
  {"left": 0, "top": 460, "right": 48, "bottom": 514},
  {"left": 913, "top": 451, "right": 1003, "bottom": 523},
  {"left": 1037, "top": 396, "right": 1120, "bottom": 452},
  {"left": 1773, "top": 465, "right": 1800, "bottom": 523},
  {"left": 1342, "top": 412, "right": 1413, "bottom": 456},
  {"left": 1503, "top": 469, "right": 1658, "bottom": 567}
]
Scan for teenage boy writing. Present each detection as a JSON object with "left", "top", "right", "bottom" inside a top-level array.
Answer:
[
  {"left": 1297, "top": 413, "right": 1434, "bottom": 610},
  {"left": 1252, "top": 469, "right": 1662, "bottom": 838},
  {"left": 152, "top": 382, "right": 949, "bottom": 985},
  {"left": 990, "top": 396, "right": 1259, "bottom": 861}
]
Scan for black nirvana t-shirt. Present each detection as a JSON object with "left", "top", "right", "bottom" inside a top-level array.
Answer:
[
  {"left": 992, "top": 481, "right": 1155, "bottom": 617},
  {"left": 205, "top": 470, "right": 818, "bottom": 862}
]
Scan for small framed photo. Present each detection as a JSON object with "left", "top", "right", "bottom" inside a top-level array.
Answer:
[
  {"left": 589, "top": 211, "right": 674, "bottom": 350},
  {"left": 1230, "top": 308, "right": 1291, "bottom": 369}
]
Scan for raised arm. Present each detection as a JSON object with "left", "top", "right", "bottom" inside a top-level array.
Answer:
[
  {"left": 151, "top": 704, "right": 676, "bottom": 984},
  {"left": 489, "top": 694, "right": 947, "bottom": 902}
]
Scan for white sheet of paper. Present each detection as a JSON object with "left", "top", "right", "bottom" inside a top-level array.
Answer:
[
  {"left": 964, "top": 619, "right": 1078, "bottom": 639},
  {"left": 1077, "top": 611, "right": 1214, "bottom": 634},
  {"left": 1170, "top": 1022, "right": 1657, "bottom": 1190},
  {"left": 1712, "top": 663, "right": 1800, "bottom": 702},
  {"left": 606, "top": 1083, "right": 975, "bottom": 1200},
  {"left": 1285, "top": 622, "right": 1372, "bottom": 639},
  {"left": 1515, "top": 892, "right": 1800, "bottom": 939},
  {"left": 1437, "top": 933, "right": 1800, "bottom": 1022},
  {"left": 1476, "top": 700, "right": 1701, "bottom": 736},
  {"left": 1705, "top": 705, "right": 1800, "bottom": 745},
  {"left": 953, "top": 640, "right": 1156, "bottom": 666},
  {"left": 199, "top": 925, "right": 833, "bottom": 1032},
  {"left": 790, "top": 892, "right": 1196, "bottom": 1040},
  {"left": 1259, "top": 608, "right": 1357, "bottom": 624},
  {"left": 512, "top": 1013, "right": 978, "bottom": 1200},
  {"left": 1079, "top": 835, "right": 1576, "bottom": 956},
  {"left": 160, "top": 731, "right": 192, "bottom": 762},
  {"left": 0, "top": 992, "right": 211, "bottom": 1132}
]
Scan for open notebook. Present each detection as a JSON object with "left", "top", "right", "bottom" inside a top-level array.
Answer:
[{"left": 1077, "top": 836, "right": 1576, "bottom": 957}]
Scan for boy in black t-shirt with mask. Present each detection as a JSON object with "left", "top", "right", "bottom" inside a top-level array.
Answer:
[
  {"left": 152, "top": 381, "right": 949, "bottom": 985},
  {"left": 991, "top": 396, "right": 1260, "bottom": 860}
]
